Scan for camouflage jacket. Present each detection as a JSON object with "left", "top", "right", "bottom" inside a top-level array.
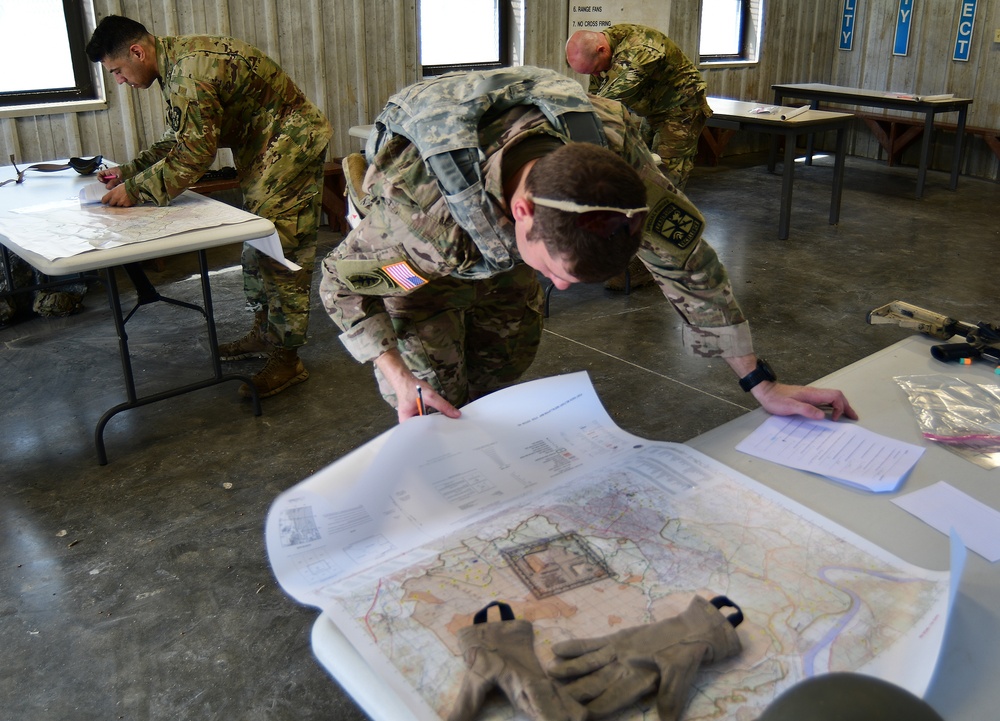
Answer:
[
  {"left": 119, "top": 35, "right": 332, "bottom": 207},
  {"left": 589, "top": 24, "right": 711, "bottom": 130},
  {"left": 321, "top": 88, "right": 750, "bottom": 365}
]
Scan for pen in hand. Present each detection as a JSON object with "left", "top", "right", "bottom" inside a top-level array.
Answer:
[{"left": 416, "top": 386, "right": 426, "bottom": 416}]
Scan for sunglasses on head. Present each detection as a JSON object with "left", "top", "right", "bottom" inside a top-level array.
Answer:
[
  {"left": 575, "top": 208, "right": 648, "bottom": 238},
  {"left": 529, "top": 195, "right": 648, "bottom": 238}
]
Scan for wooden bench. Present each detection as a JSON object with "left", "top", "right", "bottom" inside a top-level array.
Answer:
[
  {"left": 848, "top": 110, "right": 999, "bottom": 168},
  {"left": 699, "top": 107, "right": 999, "bottom": 174},
  {"left": 698, "top": 126, "right": 737, "bottom": 165},
  {"left": 189, "top": 159, "right": 348, "bottom": 233}
]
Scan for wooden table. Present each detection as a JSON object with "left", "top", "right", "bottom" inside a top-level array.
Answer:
[
  {"left": 706, "top": 97, "right": 853, "bottom": 239},
  {"left": 771, "top": 83, "right": 973, "bottom": 199}
]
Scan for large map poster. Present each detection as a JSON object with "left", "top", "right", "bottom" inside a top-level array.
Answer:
[
  {"left": 0, "top": 189, "right": 263, "bottom": 262},
  {"left": 267, "top": 373, "right": 954, "bottom": 720},
  {"left": 568, "top": 1, "right": 672, "bottom": 36}
]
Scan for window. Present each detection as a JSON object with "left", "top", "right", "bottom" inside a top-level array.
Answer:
[
  {"left": 419, "top": 0, "right": 510, "bottom": 76},
  {"left": 699, "top": 0, "right": 764, "bottom": 64},
  {"left": 0, "top": 0, "right": 98, "bottom": 111}
]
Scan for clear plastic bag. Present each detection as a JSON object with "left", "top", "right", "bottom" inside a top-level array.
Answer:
[{"left": 894, "top": 374, "right": 1000, "bottom": 469}]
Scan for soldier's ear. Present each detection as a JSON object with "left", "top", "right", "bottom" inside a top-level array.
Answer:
[{"left": 510, "top": 196, "right": 534, "bottom": 223}]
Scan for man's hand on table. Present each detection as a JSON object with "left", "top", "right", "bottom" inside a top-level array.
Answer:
[
  {"left": 752, "top": 381, "right": 858, "bottom": 421},
  {"left": 97, "top": 168, "right": 135, "bottom": 207},
  {"left": 97, "top": 167, "right": 122, "bottom": 187},
  {"left": 101, "top": 183, "right": 135, "bottom": 207}
]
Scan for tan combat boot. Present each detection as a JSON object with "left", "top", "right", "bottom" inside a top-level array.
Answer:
[
  {"left": 218, "top": 309, "right": 271, "bottom": 360},
  {"left": 239, "top": 347, "right": 309, "bottom": 398}
]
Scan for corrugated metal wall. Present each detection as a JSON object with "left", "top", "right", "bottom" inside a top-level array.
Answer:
[{"left": 1, "top": 0, "right": 996, "bottom": 179}]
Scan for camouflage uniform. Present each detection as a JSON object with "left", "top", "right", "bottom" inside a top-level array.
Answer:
[
  {"left": 590, "top": 24, "right": 712, "bottom": 188},
  {"left": 116, "top": 35, "right": 333, "bottom": 349},
  {"left": 0, "top": 253, "right": 86, "bottom": 324},
  {"left": 319, "top": 67, "right": 750, "bottom": 411}
]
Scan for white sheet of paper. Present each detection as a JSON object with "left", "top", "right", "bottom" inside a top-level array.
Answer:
[
  {"left": 735, "top": 416, "right": 924, "bottom": 492},
  {"left": 894, "top": 482, "right": 1000, "bottom": 562},
  {"left": 247, "top": 231, "right": 301, "bottom": 271},
  {"left": 78, "top": 183, "right": 106, "bottom": 204}
]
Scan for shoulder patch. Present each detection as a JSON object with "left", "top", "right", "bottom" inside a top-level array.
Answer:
[
  {"left": 166, "top": 104, "right": 182, "bottom": 132},
  {"left": 345, "top": 271, "right": 389, "bottom": 290},
  {"left": 335, "top": 254, "right": 430, "bottom": 295},
  {"left": 647, "top": 199, "right": 703, "bottom": 250},
  {"left": 381, "top": 260, "right": 427, "bottom": 290}
]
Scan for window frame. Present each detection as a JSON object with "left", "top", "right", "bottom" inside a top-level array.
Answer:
[
  {"left": 699, "top": 0, "right": 764, "bottom": 66},
  {"left": 0, "top": 0, "right": 95, "bottom": 108},
  {"left": 419, "top": 0, "right": 511, "bottom": 77},
  {"left": 0, "top": 0, "right": 105, "bottom": 117}
]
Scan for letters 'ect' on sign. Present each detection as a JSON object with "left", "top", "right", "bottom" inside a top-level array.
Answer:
[
  {"left": 894, "top": 0, "right": 915, "bottom": 56},
  {"left": 953, "top": 0, "right": 978, "bottom": 61},
  {"left": 839, "top": 0, "right": 857, "bottom": 51}
]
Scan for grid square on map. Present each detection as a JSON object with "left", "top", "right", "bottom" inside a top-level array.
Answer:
[{"left": 501, "top": 531, "right": 613, "bottom": 598}]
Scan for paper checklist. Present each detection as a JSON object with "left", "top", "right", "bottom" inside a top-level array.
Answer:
[{"left": 736, "top": 416, "right": 924, "bottom": 492}]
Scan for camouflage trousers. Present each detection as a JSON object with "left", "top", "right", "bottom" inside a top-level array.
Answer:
[
  {"left": 651, "top": 97, "right": 712, "bottom": 190},
  {"left": 373, "top": 264, "right": 545, "bottom": 409},
  {"left": 240, "top": 154, "right": 326, "bottom": 349}
]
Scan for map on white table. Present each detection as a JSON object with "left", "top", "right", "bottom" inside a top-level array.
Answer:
[
  {"left": 0, "top": 189, "right": 270, "bottom": 262},
  {"left": 267, "top": 372, "right": 959, "bottom": 721}
]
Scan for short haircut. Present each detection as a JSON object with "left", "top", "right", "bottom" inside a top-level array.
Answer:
[
  {"left": 86, "top": 15, "right": 149, "bottom": 63},
  {"left": 524, "top": 143, "right": 646, "bottom": 283}
]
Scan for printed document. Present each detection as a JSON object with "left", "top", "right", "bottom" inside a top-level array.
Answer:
[{"left": 735, "top": 415, "right": 924, "bottom": 492}]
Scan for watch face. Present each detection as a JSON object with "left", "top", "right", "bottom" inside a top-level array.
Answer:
[{"left": 740, "top": 359, "right": 776, "bottom": 391}]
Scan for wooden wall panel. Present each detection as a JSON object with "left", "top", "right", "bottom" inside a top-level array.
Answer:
[
  {"left": 1, "top": 0, "right": 995, "bottom": 179},
  {"left": 832, "top": 0, "right": 998, "bottom": 179},
  {"left": 0, "top": 0, "right": 416, "bottom": 168}
]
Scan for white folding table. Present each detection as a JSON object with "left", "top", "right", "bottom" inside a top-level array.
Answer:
[
  {"left": 0, "top": 162, "right": 275, "bottom": 463},
  {"left": 687, "top": 334, "right": 1000, "bottom": 721},
  {"left": 305, "top": 334, "right": 1000, "bottom": 720}
]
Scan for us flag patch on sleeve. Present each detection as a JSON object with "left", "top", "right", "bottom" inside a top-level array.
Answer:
[{"left": 382, "top": 260, "right": 427, "bottom": 290}]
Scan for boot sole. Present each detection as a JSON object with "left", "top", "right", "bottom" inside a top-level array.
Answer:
[
  {"left": 239, "top": 369, "right": 310, "bottom": 399},
  {"left": 219, "top": 351, "right": 269, "bottom": 361}
]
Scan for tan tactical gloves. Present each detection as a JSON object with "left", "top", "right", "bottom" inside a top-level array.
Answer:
[
  {"left": 448, "top": 601, "right": 588, "bottom": 721},
  {"left": 449, "top": 596, "right": 742, "bottom": 721},
  {"left": 547, "top": 595, "right": 743, "bottom": 720}
]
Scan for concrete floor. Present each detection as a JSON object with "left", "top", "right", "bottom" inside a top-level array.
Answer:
[{"left": 2, "top": 153, "right": 997, "bottom": 720}]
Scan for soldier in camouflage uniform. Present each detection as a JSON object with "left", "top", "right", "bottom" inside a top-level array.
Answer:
[
  {"left": 85, "top": 15, "right": 332, "bottom": 398},
  {"left": 319, "top": 67, "right": 856, "bottom": 425},
  {"left": 566, "top": 24, "right": 711, "bottom": 189},
  {"left": 567, "top": 24, "right": 713, "bottom": 291}
]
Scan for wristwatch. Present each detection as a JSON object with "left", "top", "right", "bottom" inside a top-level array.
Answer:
[{"left": 738, "top": 359, "right": 777, "bottom": 392}]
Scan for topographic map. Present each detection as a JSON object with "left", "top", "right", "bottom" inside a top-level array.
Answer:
[
  {"left": 0, "top": 189, "right": 262, "bottom": 261},
  {"left": 267, "top": 373, "right": 952, "bottom": 720}
]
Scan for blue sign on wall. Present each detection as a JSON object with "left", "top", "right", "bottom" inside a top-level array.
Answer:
[
  {"left": 840, "top": 0, "right": 858, "bottom": 50},
  {"left": 953, "top": 0, "right": 978, "bottom": 61},
  {"left": 894, "top": 0, "right": 914, "bottom": 56}
]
